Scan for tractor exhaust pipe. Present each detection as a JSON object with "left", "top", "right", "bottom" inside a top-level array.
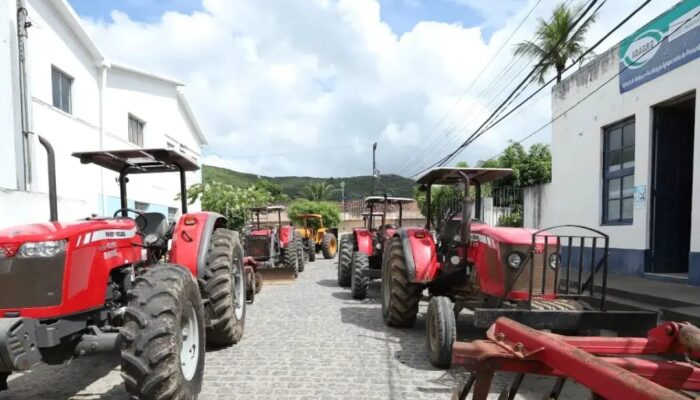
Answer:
[{"left": 37, "top": 135, "right": 58, "bottom": 222}]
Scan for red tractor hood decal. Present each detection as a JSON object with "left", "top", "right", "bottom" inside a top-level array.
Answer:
[{"left": 0, "top": 219, "right": 138, "bottom": 243}]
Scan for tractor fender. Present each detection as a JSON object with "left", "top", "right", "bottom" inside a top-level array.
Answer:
[
  {"left": 169, "top": 211, "right": 227, "bottom": 279},
  {"left": 353, "top": 228, "right": 373, "bottom": 256},
  {"left": 396, "top": 227, "right": 438, "bottom": 284},
  {"left": 279, "top": 225, "right": 293, "bottom": 247}
]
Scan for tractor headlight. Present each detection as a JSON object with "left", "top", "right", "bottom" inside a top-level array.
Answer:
[
  {"left": 17, "top": 240, "right": 67, "bottom": 258},
  {"left": 548, "top": 253, "right": 560, "bottom": 270},
  {"left": 507, "top": 252, "right": 523, "bottom": 269}
]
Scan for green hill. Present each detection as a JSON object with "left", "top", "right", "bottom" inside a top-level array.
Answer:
[{"left": 203, "top": 165, "right": 416, "bottom": 199}]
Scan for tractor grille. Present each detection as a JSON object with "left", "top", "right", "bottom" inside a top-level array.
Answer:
[
  {"left": 0, "top": 255, "right": 65, "bottom": 308},
  {"left": 245, "top": 236, "right": 270, "bottom": 260},
  {"left": 501, "top": 244, "right": 556, "bottom": 295}
]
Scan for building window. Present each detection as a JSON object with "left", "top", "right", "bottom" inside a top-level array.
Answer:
[
  {"left": 51, "top": 67, "right": 72, "bottom": 114},
  {"left": 603, "top": 118, "right": 635, "bottom": 224},
  {"left": 128, "top": 115, "right": 144, "bottom": 147},
  {"left": 134, "top": 201, "right": 149, "bottom": 212}
]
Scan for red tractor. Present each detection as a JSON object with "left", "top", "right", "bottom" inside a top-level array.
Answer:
[
  {"left": 244, "top": 206, "right": 301, "bottom": 278},
  {"left": 380, "top": 167, "right": 658, "bottom": 368},
  {"left": 337, "top": 196, "right": 414, "bottom": 300},
  {"left": 0, "top": 139, "right": 246, "bottom": 399}
]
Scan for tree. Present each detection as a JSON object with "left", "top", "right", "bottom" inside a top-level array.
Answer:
[
  {"left": 514, "top": 2, "right": 597, "bottom": 83},
  {"left": 186, "top": 181, "right": 272, "bottom": 231},
  {"left": 414, "top": 186, "right": 463, "bottom": 231},
  {"left": 477, "top": 141, "right": 551, "bottom": 189},
  {"left": 300, "top": 181, "right": 338, "bottom": 201},
  {"left": 254, "top": 179, "right": 288, "bottom": 203},
  {"left": 287, "top": 199, "right": 341, "bottom": 228}
]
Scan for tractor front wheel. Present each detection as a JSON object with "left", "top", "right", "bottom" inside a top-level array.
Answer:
[
  {"left": 254, "top": 271, "right": 263, "bottom": 293},
  {"left": 351, "top": 252, "right": 370, "bottom": 300},
  {"left": 382, "top": 237, "right": 421, "bottom": 327},
  {"left": 308, "top": 241, "right": 316, "bottom": 262},
  {"left": 202, "top": 228, "right": 246, "bottom": 346},
  {"left": 337, "top": 234, "right": 352, "bottom": 287},
  {"left": 295, "top": 233, "right": 305, "bottom": 272},
  {"left": 283, "top": 241, "right": 299, "bottom": 278},
  {"left": 245, "top": 267, "right": 256, "bottom": 304},
  {"left": 321, "top": 232, "right": 337, "bottom": 259},
  {"left": 120, "top": 264, "right": 205, "bottom": 399},
  {"left": 426, "top": 296, "right": 456, "bottom": 368}
]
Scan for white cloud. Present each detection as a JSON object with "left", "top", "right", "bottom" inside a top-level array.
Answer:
[{"left": 81, "top": 0, "right": 674, "bottom": 178}]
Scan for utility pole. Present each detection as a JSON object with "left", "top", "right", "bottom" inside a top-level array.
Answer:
[{"left": 372, "top": 142, "right": 378, "bottom": 195}]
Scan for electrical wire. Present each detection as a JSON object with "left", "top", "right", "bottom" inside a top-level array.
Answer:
[{"left": 480, "top": 5, "right": 700, "bottom": 165}]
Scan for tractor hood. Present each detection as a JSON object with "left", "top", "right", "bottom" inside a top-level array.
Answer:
[
  {"left": 0, "top": 219, "right": 138, "bottom": 245},
  {"left": 471, "top": 222, "right": 547, "bottom": 246}
]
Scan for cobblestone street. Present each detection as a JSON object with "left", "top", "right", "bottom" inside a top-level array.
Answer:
[{"left": 0, "top": 257, "right": 589, "bottom": 399}]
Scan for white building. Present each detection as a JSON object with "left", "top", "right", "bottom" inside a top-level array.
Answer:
[
  {"left": 0, "top": 0, "right": 206, "bottom": 227},
  {"left": 531, "top": 0, "right": 700, "bottom": 285}
]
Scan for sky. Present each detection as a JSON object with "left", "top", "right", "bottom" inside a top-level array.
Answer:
[{"left": 68, "top": 0, "right": 673, "bottom": 178}]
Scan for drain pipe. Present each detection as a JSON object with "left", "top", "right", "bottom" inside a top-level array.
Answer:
[{"left": 17, "top": 0, "right": 33, "bottom": 190}]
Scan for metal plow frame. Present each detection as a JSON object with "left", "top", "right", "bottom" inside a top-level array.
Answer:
[{"left": 452, "top": 317, "right": 700, "bottom": 400}]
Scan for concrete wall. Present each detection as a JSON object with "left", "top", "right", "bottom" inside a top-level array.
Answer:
[
  {"left": 545, "top": 44, "right": 700, "bottom": 279},
  {"left": 0, "top": 0, "right": 21, "bottom": 191}
]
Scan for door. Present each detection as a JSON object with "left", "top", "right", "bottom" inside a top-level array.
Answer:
[{"left": 650, "top": 95, "right": 695, "bottom": 274}]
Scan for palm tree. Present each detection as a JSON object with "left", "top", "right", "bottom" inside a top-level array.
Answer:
[
  {"left": 300, "top": 181, "right": 338, "bottom": 201},
  {"left": 514, "top": 2, "right": 597, "bottom": 83}
]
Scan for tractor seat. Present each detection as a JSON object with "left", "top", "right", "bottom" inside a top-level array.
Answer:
[
  {"left": 440, "top": 219, "right": 462, "bottom": 242},
  {"left": 140, "top": 212, "right": 169, "bottom": 238},
  {"left": 379, "top": 224, "right": 398, "bottom": 237}
]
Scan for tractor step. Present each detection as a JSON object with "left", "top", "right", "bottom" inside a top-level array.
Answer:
[{"left": 256, "top": 269, "right": 297, "bottom": 285}]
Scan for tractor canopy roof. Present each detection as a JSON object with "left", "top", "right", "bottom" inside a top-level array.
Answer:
[
  {"left": 249, "top": 205, "right": 286, "bottom": 213},
  {"left": 416, "top": 167, "right": 513, "bottom": 186},
  {"left": 72, "top": 149, "right": 199, "bottom": 174},
  {"left": 363, "top": 196, "right": 414, "bottom": 205},
  {"left": 300, "top": 214, "right": 323, "bottom": 219}
]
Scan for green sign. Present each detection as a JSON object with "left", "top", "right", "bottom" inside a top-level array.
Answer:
[{"left": 619, "top": 0, "right": 700, "bottom": 93}]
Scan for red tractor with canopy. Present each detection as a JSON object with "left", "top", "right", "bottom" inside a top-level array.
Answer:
[
  {"left": 337, "top": 196, "right": 415, "bottom": 300},
  {"left": 0, "top": 139, "right": 246, "bottom": 399},
  {"left": 380, "top": 167, "right": 658, "bottom": 368},
  {"left": 244, "top": 205, "right": 301, "bottom": 278}
]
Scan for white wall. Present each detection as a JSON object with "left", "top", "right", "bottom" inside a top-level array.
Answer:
[
  {"left": 0, "top": 0, "right": 21, "bottom": 191},
  {"left": 0, "top": 0, "right": 205, "bottom": 228},
  {"left": 544, "top": 45, "right": 700, "bottom": 251},
  {"left": 0, "top": 188, "right": 87, "bottom": 226}
]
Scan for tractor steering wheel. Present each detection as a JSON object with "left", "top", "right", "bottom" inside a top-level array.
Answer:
[{"left": 113, "top": 208, "right": 148, "bottom": 231}]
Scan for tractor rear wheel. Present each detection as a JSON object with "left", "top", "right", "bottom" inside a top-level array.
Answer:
[
  {"left": 351, "top": 252, "right": 370, "bottom": 300},
  {"left": 337, "top": 234, "right": 352, "bottom": 287},
  {"left": 294, "top": 233, "right": 305, "bottom": 272},
  {"left": 426, "top": 296, "right": 456, "bottom": 368},
  {"left": 283, "top": 241, "right": 299, "bottom": 278},
  {"left": 202, "top": 228, "right": 246, "bottom": 346},
  {"left": 120, "top": 264, "right": 205, "bottom": 400},
  {"left": 321, "top": 232, "right": 337, "bottom": 259},
  {"left": 382, "top": 237, "right": 421, "bottom": 327}
]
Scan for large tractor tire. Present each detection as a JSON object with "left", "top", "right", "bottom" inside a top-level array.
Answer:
[
  {"left": 201, "top": 228, "right": 246, "bottom": 346},
  {"left": 382, "top": 237, "right": 421, "bottom": 327},
  {"left": 294, "top": 233, "right": 305, "bottom": 272},
  {"left": 426, "top": 296, "right": 456, "bottom": 368},
  {"left": 283, "top": 240, "right": 299, "bottom": 278},
  {"left": 120, "top": 264, "right": 205, "bottom": 400},
  {"left": 337, "top": 234, "right": 352, "bottom": 287},
  {"left": 321, "top": 232, "right": 338, "bottom": 259},
  {"left": 351, "top": 252, "right": 370, "bottom": 300}
]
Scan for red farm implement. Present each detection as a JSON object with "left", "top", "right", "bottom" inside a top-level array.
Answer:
[{"left": 452, "top": 317, "right": 700, "bottom": 400}]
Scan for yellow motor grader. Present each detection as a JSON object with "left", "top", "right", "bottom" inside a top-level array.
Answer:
[{"left": 295, "top": 214, "right": 338, "bottom": 261}]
